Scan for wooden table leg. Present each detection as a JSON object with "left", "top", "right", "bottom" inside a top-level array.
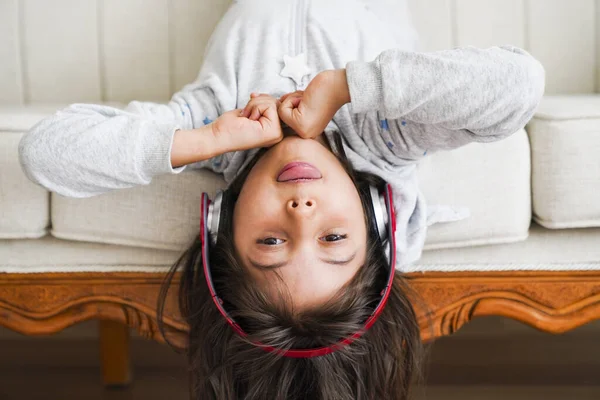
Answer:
[{"left": 99, "top": 320, "right": 132, "bottom": 387}]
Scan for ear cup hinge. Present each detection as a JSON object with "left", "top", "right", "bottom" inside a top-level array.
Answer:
[
  {"left": 208, "top": 190, "right": 223, "bottom": 245},
  {"left": 369, "top": 185, "right": 388, "bottom": 242}
]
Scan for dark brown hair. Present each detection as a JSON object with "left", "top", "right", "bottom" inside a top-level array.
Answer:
[{"left": 159, "top": 133, "right": 424, "bottom": 399}]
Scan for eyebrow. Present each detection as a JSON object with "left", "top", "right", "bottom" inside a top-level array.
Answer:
[{"left": 249, "top": 251, "right": 357, "bottom": 270}]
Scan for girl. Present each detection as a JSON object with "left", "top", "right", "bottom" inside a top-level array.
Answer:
[{"left": 19, "top": 0, "right": 545, "bottom": 398}]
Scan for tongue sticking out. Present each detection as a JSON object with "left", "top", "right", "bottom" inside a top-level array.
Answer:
[{"left": 277, "top": 162, "right": 322, "bottom": 182}]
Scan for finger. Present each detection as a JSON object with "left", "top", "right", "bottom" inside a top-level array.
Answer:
[
  {"left": 249, "top": 105, "right": 262, "bottom": 121},
  {"left": 280, "top": 95, "right": 303, "bottom": 112},
  {"left": 252, "top": 92, "right": 274, "bottom": 99},
  {"left": 242, "top": 97, "right": 264, "bottom": 117},
  {"left": 245, "top": 101, "right": 276, "bottom": 122},
  {"left": 243, "top": 94, "right": 282, "bottom": 120},
  {"left": 279, "top": 90, "right": 303, "bottom": 103},
  {"left": 259, "top": 101, "right": 279, "bottom": 123},
  {"left": 284, "top": 91, "right": 303, "bottom": 103},
  {"left": 243, "top": 95, "right": 278, "bottom": 117},
  {"left": 241, "top": 102, "right": 252, "bottom": 118},
  {"left": 242, "top": 96, "right": 262, "bottom": 117},
  {"left": 258, "top": 105, "right": 283, "bottom": 138}
]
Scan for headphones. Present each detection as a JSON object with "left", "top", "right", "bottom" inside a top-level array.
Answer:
[{"left": 199, "top": 183, "right": 397, "bottom": 358}]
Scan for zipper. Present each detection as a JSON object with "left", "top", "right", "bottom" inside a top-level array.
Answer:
[
  {"left": 294, "top": 0, "right": 307, "bottom": 56},
  {"left": 285, "top": 0, "right": 310, "bottom": 87}
]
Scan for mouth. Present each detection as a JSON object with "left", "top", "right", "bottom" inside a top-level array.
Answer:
[{"left": 277, "top": 162, "right": 322, "bottom": 183}]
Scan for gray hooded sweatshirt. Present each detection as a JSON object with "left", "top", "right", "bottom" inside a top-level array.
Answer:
[{"left": 18, "top": 0, "right": 546, "bottom": 268}]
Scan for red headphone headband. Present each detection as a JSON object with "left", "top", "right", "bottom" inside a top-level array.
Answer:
[{"left": 199, "top": 184, "right": 397, "bottom": 358}]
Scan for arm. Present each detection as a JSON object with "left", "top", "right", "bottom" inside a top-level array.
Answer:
[
  {"left": 19, "top": 87, "right": 282, "bottom": 198},
  {"left": 345, "top": 45, "right": 546, "bottom": 155},
  {"left": 279, "top": 45, "right": 545, "bottom": 159},
  {"left": 171, "top": 126, "right": 219, "bottom": 168},
  {"left": 18, "top": 86, "right": 221, "bottom": 198}
]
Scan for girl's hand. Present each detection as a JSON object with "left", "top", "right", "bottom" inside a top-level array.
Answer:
[
  {"left": 278, "top": 69, "right": 351, "bottom": 139},
  {"left": 211, "top": 94, "right": 283, "bottom": 153}
]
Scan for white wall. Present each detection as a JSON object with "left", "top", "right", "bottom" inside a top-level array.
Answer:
[{"left": 0, "top": 0, "right": 597, "bottom": 105}]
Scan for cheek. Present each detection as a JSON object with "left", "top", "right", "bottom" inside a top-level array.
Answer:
[
  {"left": 324, "top": 178, "right": 364, "bottom": 216},
  {"left": 322, "top": 182, "right": 368, "bottom": 245},
  {"left": 236, "top": 186, "right": 279, "bottom": 218},
  {"left": 233, "top": 181, "right": 280, "bottom": 241}
]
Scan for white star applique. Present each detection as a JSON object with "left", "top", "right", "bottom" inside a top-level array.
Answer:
[{"left": 280, "top": 53, "right": 311, "bottom": 86}]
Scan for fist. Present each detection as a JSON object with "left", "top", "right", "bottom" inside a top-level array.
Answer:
[
  {"left": 212, "top": 93, "right": 283, "bottom": 153},
  {"left": 278, "top": 69, "right": 351, "bottom": 139}
]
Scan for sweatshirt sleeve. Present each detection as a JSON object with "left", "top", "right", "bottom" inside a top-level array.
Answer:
[
  {"left": 345, "top": 45, "right": 545, "bottom": 158},
  {"left": 18, "top": 84, "right": 224, "bottom": 198}
]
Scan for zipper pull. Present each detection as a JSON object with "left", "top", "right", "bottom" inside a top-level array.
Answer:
[{"left": 280, "top": 53, "right": 311, "bottom": 87}]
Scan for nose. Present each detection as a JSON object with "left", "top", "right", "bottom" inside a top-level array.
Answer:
[{"left": 287, "top": 198, "right": 316, "bottom": 217}]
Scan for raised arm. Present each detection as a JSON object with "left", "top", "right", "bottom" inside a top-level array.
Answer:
[
  {"left": 18, "top": 80, "right": 228, "bottom": 197},
  {"left": 19, "top": 83, "right": 282, "bottom": 198},
  {"left": 279, "top": 45, "right": 545, "bottom": 160},
  {"left": 345, "top": 45, "right": 546, "bottom": 156}
]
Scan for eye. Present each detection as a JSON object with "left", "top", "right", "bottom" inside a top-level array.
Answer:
[
  {"left": 321, "top": 234, "right": 348, "bottom": 242},
  {"left": 259, "top": 237, "right": 285, "bottom": 246}
]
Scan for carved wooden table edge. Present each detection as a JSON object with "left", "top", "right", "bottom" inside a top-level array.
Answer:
[
  {"left": 1, "top": 270, "right": 600, "bottom": 346},
  {"left": 404, "top": 270, "right": 600, "bottom": 342},
  {"left": 0, "top": 272, "right": 188, "bottom": 348}
]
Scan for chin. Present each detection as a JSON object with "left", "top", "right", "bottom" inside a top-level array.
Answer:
[
  {"left": 262, "top": 135, "right": 330, "bottom": 170},
  {"left": 280, "top": 135, "right": 305, "bottom": 143},
  {"left": 272, "top": 135, "right": 315, "bottom": 153},
  {"left": 282, "top": 135, "right": 325, "bottom": 148}
]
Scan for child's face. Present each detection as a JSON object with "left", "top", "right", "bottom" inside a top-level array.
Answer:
[{"left": 233, "top": 134, "right": 367, "bottom": 310}]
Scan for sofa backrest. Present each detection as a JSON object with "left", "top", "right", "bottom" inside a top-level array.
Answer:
[{"left": 0, "top": 0, "right": 596, "bottom": 106}]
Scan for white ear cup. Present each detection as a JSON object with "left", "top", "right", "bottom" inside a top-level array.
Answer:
[
  {"left": 369, "top": 185, "right": 389, "bottom": 242},
  {"left": 207, "top": 191, "right": 223, "bottom": 245}
]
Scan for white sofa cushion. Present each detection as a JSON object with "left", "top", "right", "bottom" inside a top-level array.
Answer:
[
  {"left": 528, "top": 95, "right": 600, "bottom": 228},
  {"left": 50, "top": 128, "right": 531, "bottom": 252},
  {"left": 411, "top": 223, "right": 600, "bottom": 272},
  {"left": 2, "top": 224, "right": 599, "bottom": 273},
  {"left": 0, "top": 107, "right": 55, "bottom": 239},
  {"left": 0, "top": 235, "right": 179, "bottom": 273},
  {"left": 51, "top": 169, "right": 227, "bottom": 251},
  {"left": 420, "top": 128, "right": 531, "bottom": 249}
]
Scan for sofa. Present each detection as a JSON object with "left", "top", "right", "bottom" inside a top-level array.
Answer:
[{"left": 2, "top": 0, "right": 600, "bottom": 386}]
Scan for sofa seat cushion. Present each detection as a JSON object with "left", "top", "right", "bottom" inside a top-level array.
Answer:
[
  {"left": 50, "top": 169, "right": 227, "bottom": 251},
  {"left": 419, "top": 128, "right": 531, "bottom": 250},
  {"left": 0, "top": 106, "right": 55, "bottom": 239},
  {"left": 50, "top": 127, "right": 531, "bottom": 252},
  {"left": 0, "top": 235, "right": 179, "bottom": 273},
  {"left": 2, "top": 224, "right": 599, "bottom": 273},
  {"left": 408, "top": 223, "right": 600, "bottom": 272},
  {"left": 528, "top": 95, "right": 600, "bottom": 228}
]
